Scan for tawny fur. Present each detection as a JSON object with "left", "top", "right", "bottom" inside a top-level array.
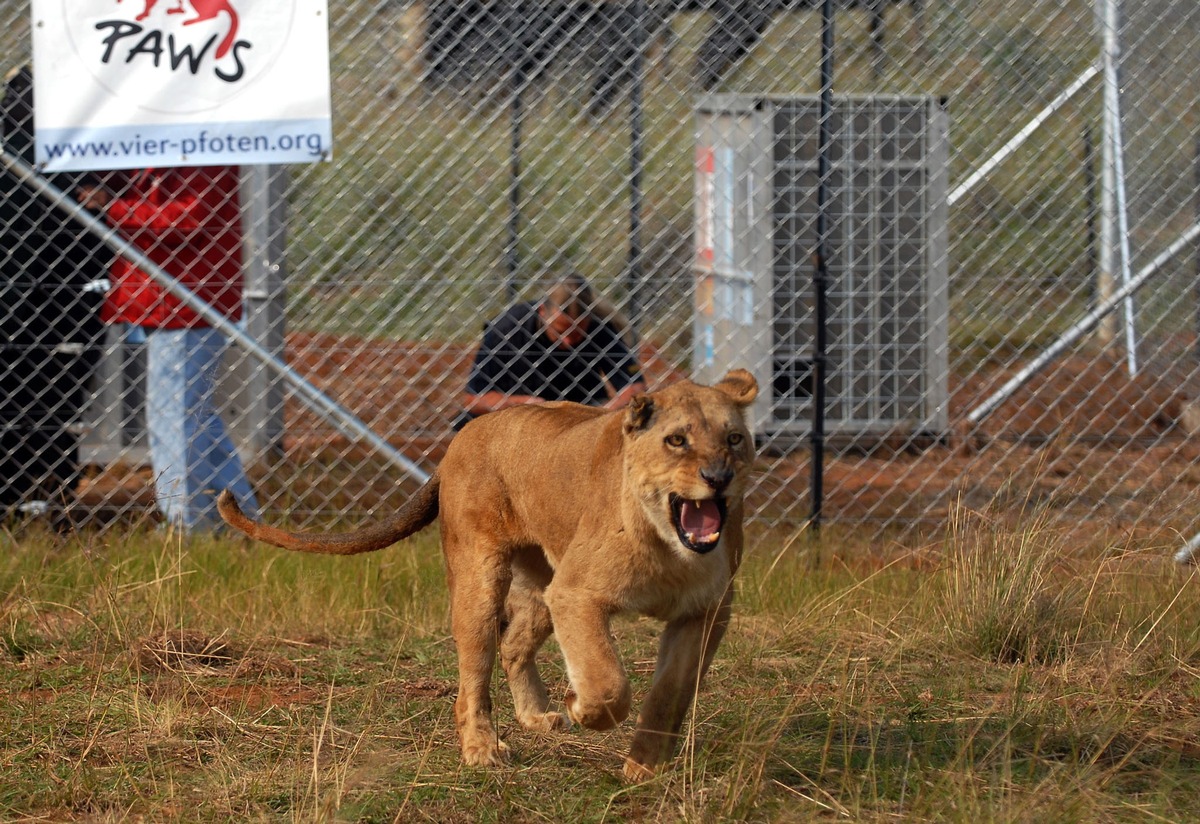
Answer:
[{"left": 217, "top": 369, "right": 758, "bottom": 781}]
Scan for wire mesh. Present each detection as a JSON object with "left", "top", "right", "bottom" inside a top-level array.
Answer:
[{"left": 1, "top": 0, "right": 1199, "bottom": 547}]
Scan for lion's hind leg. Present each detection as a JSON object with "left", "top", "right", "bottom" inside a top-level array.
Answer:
[
  {"left": 446, "top": 537, "right": 512, "bottom": 767},
  {"left": 501, "top": 578, "right": 570, "bottom": 734}
]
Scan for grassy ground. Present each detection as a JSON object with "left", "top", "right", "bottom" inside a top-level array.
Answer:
[{"left": 3, "top": 509, "right": 1200, "bottom": 822}]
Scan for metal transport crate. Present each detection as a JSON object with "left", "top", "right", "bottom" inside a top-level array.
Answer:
[{"left": 693, "top": 94, "right": 949, "bottom": 444}]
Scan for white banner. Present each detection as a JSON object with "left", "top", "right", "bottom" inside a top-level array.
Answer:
[{"left": 30, "top": 0, "right": 333, "bottom": 171}]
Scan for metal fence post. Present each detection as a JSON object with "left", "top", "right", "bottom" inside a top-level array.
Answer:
[{"left": 232, "top": 164, "right": 288, "bottom": 463}]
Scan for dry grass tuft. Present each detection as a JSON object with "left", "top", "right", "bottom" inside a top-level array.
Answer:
[
  {"left": 135, "top": 630, "right": 239, "bottom": 673},
  {"left": 940, "top": 504, "right": 1086, "bottom": 665}
]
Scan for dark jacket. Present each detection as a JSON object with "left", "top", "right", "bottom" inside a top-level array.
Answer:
[
  {"left": 0, "top": 66, "right": 108, "bottom": 350},
  {"left": 465, "top": 300, "right": 643, "bottom": 406}
]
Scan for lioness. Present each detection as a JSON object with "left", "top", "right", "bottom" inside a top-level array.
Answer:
[{"left": 217, "top": 369, "right": 758, "bottom": 780}]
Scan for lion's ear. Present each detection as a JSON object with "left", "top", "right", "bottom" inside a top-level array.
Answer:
[
  {"left": 624, "top": 394, "right": 655, "bottom": 433},
  {"left": 715, "top": 369, "right": 758, "bottom": 407}
]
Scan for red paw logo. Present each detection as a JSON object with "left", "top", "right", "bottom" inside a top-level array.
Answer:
[
  {"left": 116, "top": 0, "right": 241, "bottom": 60},
  {"left": 44, "top": 2, "right": 318, "bottom": 121}
]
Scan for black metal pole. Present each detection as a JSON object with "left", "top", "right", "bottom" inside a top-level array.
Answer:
[
  {"left": 1194, "top": 137, "right": 1200, "bottom": 362},
  {"left": 1084, "top": 123, "right": 1098, "bottom": 309},
  {"left": 628, "top": 0, "right": 647, "bottom": 332},
  {"left": 506, "top": 63, "right": 526, "bottom": 301},
  {"left": 811, "top": 0, "right": 835, "bottom": 529}
]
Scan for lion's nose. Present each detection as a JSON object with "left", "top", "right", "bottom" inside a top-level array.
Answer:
[{"left": 700, "top": 466, "right": 734, "bottom": 491}]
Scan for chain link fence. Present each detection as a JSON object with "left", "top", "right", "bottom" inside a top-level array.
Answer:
[{"left": 2, "top": 0, "right": 1199, "bottom": 547}]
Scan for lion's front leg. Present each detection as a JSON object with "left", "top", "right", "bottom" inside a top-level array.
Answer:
[
  {"left": 542, "top": 583, "right": 632, "bottom": 731},
  {"left": 623, "top": 592, "right": 733, "bottom": 782}
]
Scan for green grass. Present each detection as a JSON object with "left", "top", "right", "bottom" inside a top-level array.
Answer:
[{"left": 4, "top": 514, "right": 1200, "bottom": 821}]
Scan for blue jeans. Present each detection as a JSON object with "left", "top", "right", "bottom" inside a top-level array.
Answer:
[{"left": 145, "top": 327, "right": 259, "bottom": 532}]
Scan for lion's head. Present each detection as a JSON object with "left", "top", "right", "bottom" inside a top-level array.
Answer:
[{"left": 622, "top": 369, "right": 758, "bottom": 556}]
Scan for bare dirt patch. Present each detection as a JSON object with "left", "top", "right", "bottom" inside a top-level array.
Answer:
[{"left": 202, "top": 684, "right": 325, "bottom": 713}]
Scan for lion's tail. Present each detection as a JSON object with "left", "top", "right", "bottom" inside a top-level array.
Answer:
[{"left": 216, "top": 475, "right": 440, "bottom": 556}]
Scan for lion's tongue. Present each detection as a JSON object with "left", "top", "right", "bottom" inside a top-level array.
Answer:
[{"left": 680, "top": 499, "right": 721, "bottom": 541}]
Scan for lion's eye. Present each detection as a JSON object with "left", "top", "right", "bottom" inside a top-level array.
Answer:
[
  {"left": 665, "top": 433, "right": 687, "bottom": 448},
  {"left": 728, "top": 432, "right": 744, "bottom": 447}
]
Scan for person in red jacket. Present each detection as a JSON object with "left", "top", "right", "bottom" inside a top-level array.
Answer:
[{"left": 92, "top": 165, "right": 259, "bottom": 532}]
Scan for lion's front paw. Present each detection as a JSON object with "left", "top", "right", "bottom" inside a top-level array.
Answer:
[
  {"left": 521, "top": 710, "right": 571, "bottom": 734},
  {"left": 564, "top": 686, "right": 631, "bottom": 731},
  {"left": 461, "top": 738, "right": 511, "bottom": 768},
  {"left": 621, "top": 757, "right": 658, "bottom": 783},
  {"left": 564, "top": 688, "right": 580, "bottom": 722}
]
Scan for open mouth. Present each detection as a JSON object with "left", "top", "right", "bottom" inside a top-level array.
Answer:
[{"left": 669, "top": 494, "right": 727, "bottom": 553}]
